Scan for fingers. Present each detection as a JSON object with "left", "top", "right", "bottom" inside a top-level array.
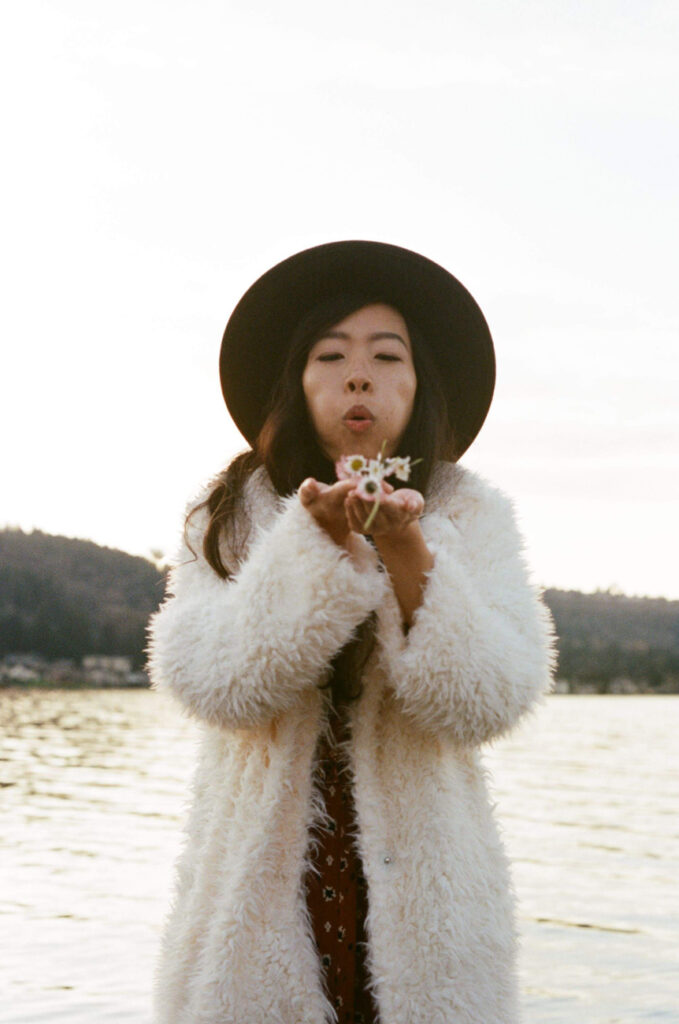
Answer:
[
  {"left": 402, "top": 493, "right": 424, "bottom": 515},
  {"left": 391, "top": 488, "right": 424, "bottom": 515},
  {"left": 298, "top": 478, "right": 320, "bottom": 506},
  {"left": 332, "top": 478, "right": 358, "bottom": 498},
  {"left": 301, "top": 477, "right": 424, "bottom": 540},
  {"left": 344, "top": 493, "right": 380, "bottom": 536},
  {"left": 300, "top": 478, "right": 356, "bottom": 521},
  {"left": 350, "top": 488, "right": 423, "bottom": 515},
  {"left": 344, "top": 487, "right": 424, "bottom": 536},
  {"left": 345, "top": 498, "right": 366, "bottom": 535}
]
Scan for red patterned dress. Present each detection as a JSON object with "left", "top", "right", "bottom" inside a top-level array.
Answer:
[{"left": 305, "top": 695, "right": 378, "bottom": 1023}]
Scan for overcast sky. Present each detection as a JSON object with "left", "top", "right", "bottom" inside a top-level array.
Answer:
[{"left": 2, "top": 0, "right": 678, "bottom": 598}]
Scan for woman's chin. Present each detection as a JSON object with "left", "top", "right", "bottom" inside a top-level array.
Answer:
[{"left": 338, "top": 441, "right": 391, "bottom": 461}]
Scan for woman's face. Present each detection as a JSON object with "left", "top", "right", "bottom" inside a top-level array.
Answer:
[{"left": 302, "top": 303, "right": 417, "bottom": 462}]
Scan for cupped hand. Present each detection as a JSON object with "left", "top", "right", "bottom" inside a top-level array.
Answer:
[
  {"left": 298, "top": 477, "right": 357, "bottom": 547},
  {"left": 345, "top": 486, "right": 425, "bottom": 539}
]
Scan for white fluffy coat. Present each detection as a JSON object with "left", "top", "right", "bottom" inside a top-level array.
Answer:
[{"left": 147, "top": 462, "right": 554, "bottom": 1024}]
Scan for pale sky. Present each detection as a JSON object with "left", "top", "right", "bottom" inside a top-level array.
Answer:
[{"left": 2, "top": 0, "right": 678, "bottom": 598}]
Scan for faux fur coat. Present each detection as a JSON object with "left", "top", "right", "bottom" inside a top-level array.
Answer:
[{"left": 147, "top": 461, "right": 554, "bottom": 1024}]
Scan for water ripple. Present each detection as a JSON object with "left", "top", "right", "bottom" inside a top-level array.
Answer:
[{"left": 1, "top": 689, "right": 677, "bottom": 1024}]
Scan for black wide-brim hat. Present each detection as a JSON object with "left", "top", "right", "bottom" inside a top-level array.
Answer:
[{"left": 220, "top": 240, "right": 495, "bottom": 458}]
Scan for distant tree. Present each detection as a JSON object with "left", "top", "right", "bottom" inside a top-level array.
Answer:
[
  {"left": 544, "top": 588, "right": 679, "bottom": 692},
  {"left": 0, "top": 527, "right": 165, "bottom": 669}
]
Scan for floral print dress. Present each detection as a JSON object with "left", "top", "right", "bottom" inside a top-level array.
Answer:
[{"left": 305, "top": 694, "right": 378, "bottom": 1023}]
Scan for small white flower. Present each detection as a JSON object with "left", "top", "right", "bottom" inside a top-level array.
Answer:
[
  {"left": 356, "top": 474, "right": 381, "bottom": 500},
  {"left": 347, "top": 454, "right": 367, "bottom": 474},
  {"left": 385, "top": 456, "right": 412, "bottom": 482},
  {"left": 336, "top": 454, "right": 368, "bottom": 480}
]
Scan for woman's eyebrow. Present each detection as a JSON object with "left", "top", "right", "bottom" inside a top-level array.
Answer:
[
  {"left": 318, "top": 330, "right": 408, "bottom": 347},
  {"left": 369, "top": 331, "right": 408, "bottom": 347}
]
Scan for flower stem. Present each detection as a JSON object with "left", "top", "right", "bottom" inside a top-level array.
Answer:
[{"left": 363, "top": 498, "right": 380, "bottom": 532}]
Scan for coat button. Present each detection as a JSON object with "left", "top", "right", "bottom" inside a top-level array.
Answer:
[{"left": 383, "top": 854, "right": 392, "bottom": 864}]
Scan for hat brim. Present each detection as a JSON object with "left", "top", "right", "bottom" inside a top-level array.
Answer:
[{"left": 220, "top": 240, "right": 495, "bottom": 458}]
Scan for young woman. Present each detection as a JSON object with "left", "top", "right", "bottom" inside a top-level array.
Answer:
[{"left": 147, "top": 240, "right": 554, "bottom": 1024}]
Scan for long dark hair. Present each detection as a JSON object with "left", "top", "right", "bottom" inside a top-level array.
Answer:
[{"left": 187, "top": 294, "right": 456, "bottom": 701}]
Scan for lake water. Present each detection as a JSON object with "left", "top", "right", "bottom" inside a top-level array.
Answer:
[{"left": 1, "top": 690, "right": 677, "bottom": 1023}]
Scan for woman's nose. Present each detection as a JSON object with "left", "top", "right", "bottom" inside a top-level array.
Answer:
[{"left": 345, "top": 367, "right": 372, "bottom": 393}]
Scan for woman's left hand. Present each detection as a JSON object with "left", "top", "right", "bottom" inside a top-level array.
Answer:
[{"left": 345, "top": 486, "right": 425, "bottom": 539}]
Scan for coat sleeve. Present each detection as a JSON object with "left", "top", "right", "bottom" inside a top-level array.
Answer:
[
  {"left": 147, "top": 494, "right": 387, "bottom": 729},
  {"left": 375, "top": 473, "right": 555, "bottom": 746}
]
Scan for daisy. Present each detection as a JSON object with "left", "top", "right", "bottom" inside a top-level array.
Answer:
[
  {"left": 356, "top": 475, "right": 381, "bottom": 500},
  {"left": 385, "top": 456, "right": 412, "bottom": 482},
  {"left": 335, "top": 454, "right": 368, "bottom": 480}
]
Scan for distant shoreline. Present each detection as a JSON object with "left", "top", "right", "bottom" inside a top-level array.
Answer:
[
  {"left": 1, "top": 681, "right": 677, "bottom": 695},
  {"left": 0, "top": 679, "right": 149, "bottom": 690},
  {"left": 3, "top": 528, "right": 678, "bottom": 694}
]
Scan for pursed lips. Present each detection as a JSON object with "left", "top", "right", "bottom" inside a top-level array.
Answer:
[{"left": 343, "top": 405, "right": 375, "bottom": 432}]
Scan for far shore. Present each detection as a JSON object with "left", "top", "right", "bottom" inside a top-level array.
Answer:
[
  {"left": 0, "top": 679, "right": 149, "bottom": 690},
  {"left": 1, "top": 680, "right": 677, "bottom": 695}
]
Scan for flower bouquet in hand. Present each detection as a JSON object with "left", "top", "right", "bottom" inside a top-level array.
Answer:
[{"left": 335, "top": 445, "right": 419, "bottom": 531}]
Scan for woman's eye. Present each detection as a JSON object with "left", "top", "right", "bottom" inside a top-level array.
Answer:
[
  {"left": 317, "top": 352, "right": 343, "bottom": 362},
  {"left": 375, "top": 353, "right": 401, "bottom": 362}
]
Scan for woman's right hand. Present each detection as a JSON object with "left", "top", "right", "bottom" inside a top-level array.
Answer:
[{"left": 299, "top": 478, "right": 357, "bottom": 548}]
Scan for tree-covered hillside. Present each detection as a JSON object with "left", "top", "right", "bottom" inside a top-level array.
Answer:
[
  {"left": 545, "top": 588, "right": 679, "bottom": 692},
  {"left": 0, "top": 528, "right": 165, "bottom": 669},
  {"left": 1, "top": 528, "right": 678, "bottom": 690}
]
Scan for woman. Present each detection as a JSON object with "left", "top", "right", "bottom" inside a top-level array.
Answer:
[{"left": 147, "top": 240, "right": 554, "bottom": 1024}]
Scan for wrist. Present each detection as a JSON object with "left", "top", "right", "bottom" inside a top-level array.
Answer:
[{"left": 313, "top": 520, "right": 349, "bottom": 548}]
